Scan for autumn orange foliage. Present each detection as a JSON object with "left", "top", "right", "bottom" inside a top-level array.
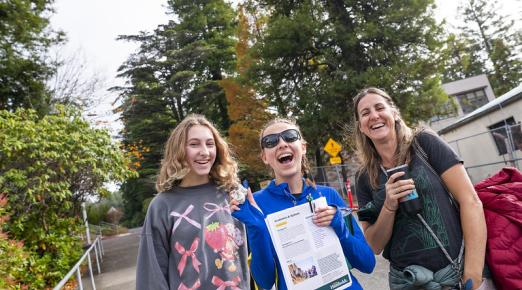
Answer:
[
  {"left": 122, "top": 141, "right": 151, "bottom": 172},
  {"left": 220, "top": 6, "right": 271, "bottom": 177}
]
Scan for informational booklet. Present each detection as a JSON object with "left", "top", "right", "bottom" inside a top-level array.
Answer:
[{"left": 265, "top": 197, "right": 352, "bottom": 290}]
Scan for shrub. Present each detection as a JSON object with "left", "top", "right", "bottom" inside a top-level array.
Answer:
[{"left": 0, "top": 107, "right": 135, "bottom": 288}]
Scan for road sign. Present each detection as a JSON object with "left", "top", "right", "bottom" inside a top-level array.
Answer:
[
  {"left": 324, "top": 138, "right": 342, "bottom": 157},
  {"left": 329, "top": 156, "right": 342, "bottom": 165}
]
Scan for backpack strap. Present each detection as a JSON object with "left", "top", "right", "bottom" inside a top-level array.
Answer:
[
  {"left": 411, "top": 136, "right": 464, "bottom": 273},
  {"left": 412, "top": 136, "right": 460, "bottom": 212}
]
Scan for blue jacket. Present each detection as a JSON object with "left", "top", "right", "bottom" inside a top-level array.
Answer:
[{"left": 233, "top": 179, "right": 375, "bottom": 290}]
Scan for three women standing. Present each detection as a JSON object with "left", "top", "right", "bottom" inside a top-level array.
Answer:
[{"left": 136, "top": 86, "right": 489, "bottom": 290}]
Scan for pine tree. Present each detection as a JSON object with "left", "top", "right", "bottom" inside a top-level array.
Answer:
[
  {"left": 442, "top": 33, "right": 485, "bottom": 83},
  {"left": 458, "top": 0, "right": 522, "bottom": 95},
  {"left": 248, "top": 0, "right": 447, "bottom": 165},
  {"left": 116, "top": 0, "right": 237, "bottom": 226}
]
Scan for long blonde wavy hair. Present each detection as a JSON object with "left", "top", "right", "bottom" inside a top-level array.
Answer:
[
  {"left": 156, "top": 114, "right": 239, "bottom": 192},
  {"left": 352, "top": 87, "right": 415, "bottom": 189},
  {"left": 259, "top": 118, "right": 311, "bottom": 177}
]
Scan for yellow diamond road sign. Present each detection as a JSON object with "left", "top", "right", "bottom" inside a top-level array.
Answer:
[
  {"left": 330, "top": 156, "right": 342, "bottom": 165},
  {"left": 324, "top": 138, "right": 342, "bottom": 157}
]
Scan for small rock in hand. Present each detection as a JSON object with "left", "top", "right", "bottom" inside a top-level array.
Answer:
[{"left": 230, "top": 184, "right": 247, "bottom": 204}]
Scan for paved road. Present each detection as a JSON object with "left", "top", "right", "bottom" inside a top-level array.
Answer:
[
  {"left": 81, "top": 227, "right": 389, "bottom": 289},
  {"left": 352, "top": 254, "right": 389, "bottom": 289}
]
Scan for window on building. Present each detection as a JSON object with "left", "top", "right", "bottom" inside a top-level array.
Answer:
[
  {"left": 430, "top": 98, "right": 458, "bottom": 122},
  {"left": 456, "top": 88, "right": 488, "bottom": 114},
  {"left": 488, "top": 117, "right": 522, "bottom": 155}
]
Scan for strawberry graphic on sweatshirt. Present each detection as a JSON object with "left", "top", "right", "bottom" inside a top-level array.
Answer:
[
  {"left": 204, "top": 222, "right": 241, "bottom": 272},
  {"left": 205, "top": 222, "right": 228, "bottom": 253}
]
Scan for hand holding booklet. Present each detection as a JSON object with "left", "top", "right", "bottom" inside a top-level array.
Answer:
[{"left": 265, "top": 197, "right": 352, "bottom": 290}]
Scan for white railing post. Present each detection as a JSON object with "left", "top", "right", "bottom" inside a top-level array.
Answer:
[
  {"left": 94, "top": 240, "right": 101, "bottom": 274},
  {"left": 96, "top": 238, "right": 103, "bottom": 263},
  {"left": 86, "top": 245, "right": 96, "bottom": 290},
  {"left": 99, "top": 226, "right": 104, "bottom": 255},
  {"left": 76, "top": 268, "right": 83, "bottom": 290}
]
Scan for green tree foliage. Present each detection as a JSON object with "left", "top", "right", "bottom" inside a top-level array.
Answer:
[
  {"left": 0, "top": 107, "right": 133, "bottom": 288},
  {"left": 442, "top": 33, "right": 485, "bottom": 83},
  {"left": 87, "top": 191, "right": 125, "bottom": 225},
  {"left": 0, "top": 194, "right": 30, "bottom": 289},
  {"left": 0, "top": 0, "right": 64, "bottom": 115},
  {"left": 247, "top": 0, "right": 447, "bottom": 164},
  {"left": 221, "top": 6, "right": 271, "bottom": 181},
  {"left": 457, "top": 0, "right": 522, "bottom": 95},
  {"left": 116, "top": 0, "right": 237, "bottom": 226}
]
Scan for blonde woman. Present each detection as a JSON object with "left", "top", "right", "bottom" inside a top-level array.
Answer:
[
  {"left": 231, "top": 118, "right": 375, "bottom": 290},
  {"left": 136, "top": 114, "right": 250, "bottom": 290}
]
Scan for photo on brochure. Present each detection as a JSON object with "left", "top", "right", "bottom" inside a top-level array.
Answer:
[{"left": 288, "top": 256, "right": 319, "bottom": 285}]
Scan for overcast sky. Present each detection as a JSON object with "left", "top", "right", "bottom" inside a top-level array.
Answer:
[{"left": 49, "top": 0, "right": 521, "bottom": 129}]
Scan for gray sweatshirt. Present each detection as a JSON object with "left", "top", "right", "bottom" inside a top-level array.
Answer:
[{"left": 136, "top": 182, "right": 250, "bottom": 289}]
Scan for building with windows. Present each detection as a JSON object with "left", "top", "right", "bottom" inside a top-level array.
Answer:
[
  {"left": 437, "top": 84, "right": 522, "bottom": 183},
  {"left": 429, "top": 74, "right": 496, "bottom": 132}
]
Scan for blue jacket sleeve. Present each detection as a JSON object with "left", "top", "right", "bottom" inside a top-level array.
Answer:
[
  {"left": 328, "top": 190, "right": 376, "bottom": 274},
  {"left": 232, "top": 200, "right": 277, "bottom": 289}
]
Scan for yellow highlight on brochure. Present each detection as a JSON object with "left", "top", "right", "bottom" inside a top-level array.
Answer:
[{"left": 276, "top": 221, "right": 287, "bottom": 228}]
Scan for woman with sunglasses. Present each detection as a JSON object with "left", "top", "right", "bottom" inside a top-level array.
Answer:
[{"left": 231, "top": 118, "right": 375, "bottom": 290}]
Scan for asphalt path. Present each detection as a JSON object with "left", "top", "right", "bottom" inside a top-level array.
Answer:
[{"left": 81, "top": 227, "right": 141, "bottom": 290}]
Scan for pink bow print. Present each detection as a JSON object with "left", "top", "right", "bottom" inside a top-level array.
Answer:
[
  {"left": 170, "top": 204, "right": 201, "bottom": 234},
  {"left": 178, "top": 279, "right": 201, "bottom": 290},
  {"left": 204, "top": 202, "right": 231, "bottom": 220},
  {"left": 175, "top": 237, "right": 201, "bottom": 275},
  {"left": 211, "top": 276, "right": 241, "bottom": 290}
]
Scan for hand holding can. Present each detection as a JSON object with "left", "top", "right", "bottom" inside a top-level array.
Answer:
[{"left": 386, "top": 164, "right": 422, "bottom": 216}]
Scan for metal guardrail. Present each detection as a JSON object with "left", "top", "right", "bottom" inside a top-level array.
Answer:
[{"left": 53, "top": 234, "right": 104, "bottom": 290}]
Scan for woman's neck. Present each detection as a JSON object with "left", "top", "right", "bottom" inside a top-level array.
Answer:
[
  {"left": 276, "top": 175, "right": 303, "bottom": 194},
  {"left": 374, "top": 139, "right": 398, "bottom": 168},
  {"left": 180, "top": 174, "right": 210, "bottom": 187}
]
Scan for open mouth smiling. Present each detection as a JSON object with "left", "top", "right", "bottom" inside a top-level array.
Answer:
[
  {"left": 277, "top": 153, "right": 294, "bottom": 164},
  {"left": 370, "top": 123, "right": 385, "bottom": 130}
]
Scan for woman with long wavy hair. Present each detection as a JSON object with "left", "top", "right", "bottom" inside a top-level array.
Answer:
[
  {"left": 136, "top": 114, "right": 250, "bottom": 290},
  {"left": 353, "top": 87, "right": 493, "bottom": 289}
]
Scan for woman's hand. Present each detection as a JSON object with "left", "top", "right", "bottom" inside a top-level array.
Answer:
[
  {"left": 384, "top": 171, "right": 415, "bottom": 212},
  {"left": 229, "top": 196, "right": 242, "bottom": 212},
  {"left": 313, "top": 206, "right": 337, "bottom": 227},
  {"left": 230, "top": 187, "right": 259, "bottom": 212},
  {"left": 231, "top": 188, "right": 265, "bottom": 229}
]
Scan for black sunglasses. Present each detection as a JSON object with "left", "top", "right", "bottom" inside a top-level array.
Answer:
[{"left": 261, "top": 129, "right": 301, "bottom": 149}]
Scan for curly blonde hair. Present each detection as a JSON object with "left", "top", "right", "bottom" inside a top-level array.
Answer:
[
  {"left": 156, "top": 114, "right": 239, "bottom": 192},
  {"left": 352, "top": 87, "right": 415, "bottom": 189}
]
